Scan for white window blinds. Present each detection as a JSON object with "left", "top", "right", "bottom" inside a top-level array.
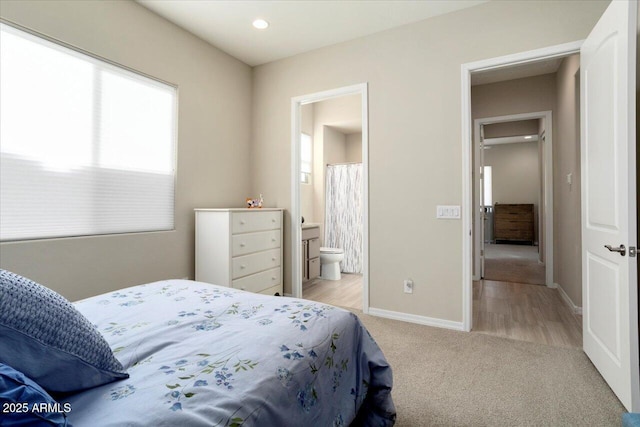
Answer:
[{"left": 0, "top": 23, "right": 177, "bottom": 241}]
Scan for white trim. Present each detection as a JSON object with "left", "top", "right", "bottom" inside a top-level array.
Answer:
[
  {"left": 367, "top": 307, "right": 465, "bottom": 331},
  {"left": 461, "top": 40, "right": 583, "bottom": 332},
  {"left": 473, "top": 111, "right": 554, "bottom": 286},
  {"left": 464, "top": 40, "right": 583, "bottom": 74},
  {"left": 291, "top": 83, "right": 370, "bottom": 314},
  {"left": 484, "top": 135, "right": 539, "bottom": 145},
  {"left": 556, "top": 283, "right": 583, "bottom": 315}
]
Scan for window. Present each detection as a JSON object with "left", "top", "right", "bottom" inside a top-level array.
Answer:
[
  {"left": 301, "top": 133, "right": 312, "bottom": 184},
  {"left": 0, "top": 23, "right": 177, "bottom": 241},
  {"left": 483, "top": 166, "right": 493, "bottom": 206}
]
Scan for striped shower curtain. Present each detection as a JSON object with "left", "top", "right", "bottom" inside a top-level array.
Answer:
[{"left": 324, "top": 163, "right": 363, "bottom": 274}]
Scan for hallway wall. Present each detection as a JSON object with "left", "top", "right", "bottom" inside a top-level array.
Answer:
[{"left": 554, "top": 54, "right": 582, "bottom": 309}]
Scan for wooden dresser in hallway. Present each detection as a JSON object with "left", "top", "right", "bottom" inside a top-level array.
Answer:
[{"left": 493, "top": 203, "right": 535, "bottom": 245}]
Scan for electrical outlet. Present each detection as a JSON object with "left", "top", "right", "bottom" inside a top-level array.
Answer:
[{"left": 403, "top": 279, "right": 413, "bottom": 294}]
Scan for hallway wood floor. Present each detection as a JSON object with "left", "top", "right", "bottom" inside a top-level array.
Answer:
[
  {"left": 483, "top": 243, "right": 546, "bottom": 285},
  {"left": 303, "top": 273, "right": 362, "bottom": 310},
  {"left": 473, "top": 279, "right": 582, "bottom": 348},
  {"left": 301, "top": 258, "right": 582, "bottom": 349}
]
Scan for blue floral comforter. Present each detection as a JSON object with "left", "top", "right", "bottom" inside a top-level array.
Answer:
[{"left": 66, "top": 280, "right": 395, "bottom": 426}]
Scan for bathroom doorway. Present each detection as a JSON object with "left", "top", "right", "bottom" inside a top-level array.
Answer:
[{"left": 290, "top": 83, "right": 369, "bottom": 312}]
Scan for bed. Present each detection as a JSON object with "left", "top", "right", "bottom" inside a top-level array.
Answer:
[{"left": 0, "top": 272, "right": 396, "bottom": 426}]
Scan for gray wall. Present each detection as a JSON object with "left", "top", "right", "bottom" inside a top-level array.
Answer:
[
  {"left": 554, "top": 54, "right": 582, "bottom": 307},
  {"left": 0, "top": 1, "right": 253, "bottom": 301},
  {"left": 484, "top": 142, "right": 540, "bottom": 208},
  {"left": 250, "top": 1, "right": 607, "bottom": 322},
  {"left": 346, "top": 133, "right": 363, "bottom": 163},
  {"left": 484, "top": 120, "right": 539, "bottom": 138}
]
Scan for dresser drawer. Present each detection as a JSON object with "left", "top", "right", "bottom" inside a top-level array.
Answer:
[
  {"left": 232, "top": 211, "right": 281, "bottom": 234},
  {"left": 257, "top": 283, "right": 282, "bottom": 296},
  {"left": 232, "top": 267, "right": 281, "bottom": 293},
  {"left": 494, "top": 212, "right": 533, "bottom": 222},
  {"left": 232, "top": 230, "right": 280, "bottom": 256},
  {"left": 232, "top": 248, "right": 281, "bottom": 279}
]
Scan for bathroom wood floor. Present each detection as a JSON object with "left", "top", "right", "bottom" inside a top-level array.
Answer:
[{"left": 303, "top": 273, "right": 362, "bottom": 310}]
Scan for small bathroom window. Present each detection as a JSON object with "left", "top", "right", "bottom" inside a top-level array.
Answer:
[{"left": 301, "top": 133, "right": 312, "bottom": 184}]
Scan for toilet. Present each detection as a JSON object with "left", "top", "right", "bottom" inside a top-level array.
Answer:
[{"left": 319, "top": 247, "right": 344, "bottom": 280}]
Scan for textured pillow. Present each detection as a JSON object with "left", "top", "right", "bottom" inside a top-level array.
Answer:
[
  {"left": 0, "top": 363, "right": 69, "bottom": 426},
  {"left": 0, "top": 270, "right": 128, "bottom": 392}
]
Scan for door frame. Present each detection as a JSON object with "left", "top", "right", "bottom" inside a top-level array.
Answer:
[
  {"left": 461, "top": 41, "right": 582, "bottom": 332},
  {"left": 473, "top": 111, "right": 553, "bottom": 288},
  {"left": 290, "top": 83, "right": 369, "bottom": 313}
]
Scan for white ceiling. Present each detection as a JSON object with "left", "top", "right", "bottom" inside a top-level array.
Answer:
[{"left": 136, "top": 0, "right": 488, "bottom": 67}]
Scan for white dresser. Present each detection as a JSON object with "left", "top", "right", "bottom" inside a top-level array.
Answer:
[{"left": 195, "top": 208, "right": 284, "bottom": 296}]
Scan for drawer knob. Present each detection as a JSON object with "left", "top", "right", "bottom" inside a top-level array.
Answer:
[
  {"left": 240, "top": 243, "right": 245, "bottom": 247},
  {"left": 272, "top": 277, "right": 276, "bottom": 280},
  {"left": 272, "top": 257, "right": 276, "bottom": 261},
  {"left": 271, "top": 238, "right": 276, "bottom": 242},
  {"left": 241, "top": 264, "right": 246, "bottom": 269},
  {"left": 240, "top": 220, "right": 246, "bottom": 225},
  {"left": 272, "top": 219, "right": 276, "bottom": 222}
]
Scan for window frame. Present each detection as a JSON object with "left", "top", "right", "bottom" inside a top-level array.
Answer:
[{"left": 0, "top": 19, "right": 179, "bottom": 242}]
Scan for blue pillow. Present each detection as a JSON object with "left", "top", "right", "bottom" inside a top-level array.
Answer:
[
  {"left": 0, "top": 270, "right": 128, "bottom": 393},
  {"left": 0, "top": 363, "right": 69, "bottom": 426}
]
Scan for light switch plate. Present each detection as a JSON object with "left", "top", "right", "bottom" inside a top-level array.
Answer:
[{"left": 437, "top": 205, "right": 461, "bottom": 219}]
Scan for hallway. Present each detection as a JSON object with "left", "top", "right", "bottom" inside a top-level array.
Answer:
[{"left": 483, "top": 243, "right": 545, "bottom": 285}]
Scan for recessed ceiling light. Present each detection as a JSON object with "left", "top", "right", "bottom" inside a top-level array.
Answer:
[
  {"left": 524, "top": 135, "right": 533, "bottom": 139},
  {"left": 252, "top": 19, "right": 269, "bottom": 30}
]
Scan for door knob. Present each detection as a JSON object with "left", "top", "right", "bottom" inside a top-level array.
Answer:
[{"left": 604, "top": 244, "right": 626, "bottom": 256}]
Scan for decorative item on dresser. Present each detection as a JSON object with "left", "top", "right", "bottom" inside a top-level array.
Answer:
[
  {"left": 493, "top": 203, "right": 535, "bottom": 245},
  {"left": 195, "top": 208, "right": 283, "bottom": 295}
]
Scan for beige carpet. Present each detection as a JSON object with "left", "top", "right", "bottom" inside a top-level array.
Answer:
[
  {"left": 483, "top": 244, "right": 545, "bottom": 285},
  {"left": 352, "top": 310, "right": 625, "bottom": 426}
]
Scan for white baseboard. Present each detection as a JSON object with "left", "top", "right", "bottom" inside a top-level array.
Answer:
[
  {"left": 555, "top": 283, "right": 583, "bottom": 315},
  {"left": 367, "top": 307, "right": 465, "bottom": 331}
]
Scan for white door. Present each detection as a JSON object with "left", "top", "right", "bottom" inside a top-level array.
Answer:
[
  {"left": 479, "top": 124, "right": 486, "bottom": 278},
  {"left": 581, "top": 0, "right": 639, "bottom": 411}
]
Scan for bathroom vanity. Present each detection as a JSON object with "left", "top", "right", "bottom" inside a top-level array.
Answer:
[{"left": 301, "top": 224, "right": 320, "bottom": 282}]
